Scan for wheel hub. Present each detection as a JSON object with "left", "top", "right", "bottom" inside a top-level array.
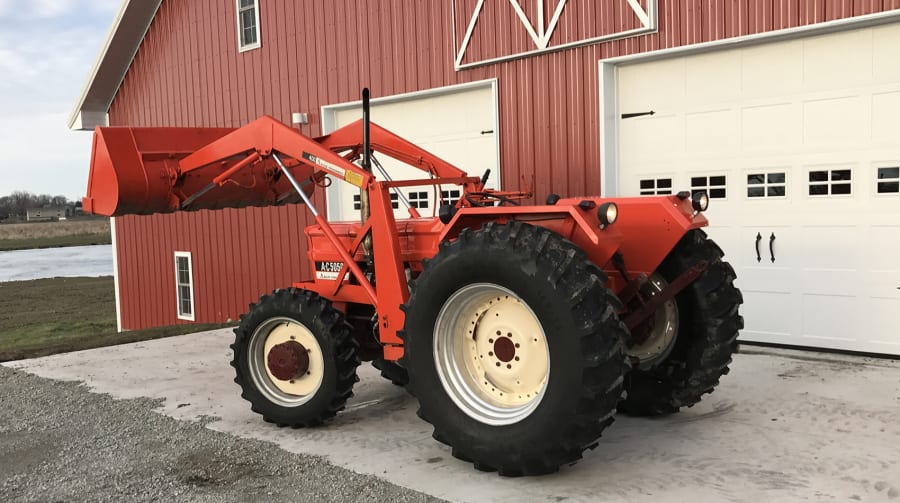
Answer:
[
  {"left": 493, "top": 336, "right": 515, "bottom": 363},
  {"left": 626, "top": 274, "right": 678, "bottom": 366},
  {"left": 248, "top": 317, "right": 325, "bottom": 406},
  {"left": 267, "top": 340, "right": 310, "bottom": 381}
]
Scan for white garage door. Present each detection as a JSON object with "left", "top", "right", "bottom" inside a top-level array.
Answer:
[
  {"left": 616, "top": 23, "right": 900, "bottom": 355},
  {"left": 324, "top": 83, "right": 499, "bottom": 221}
]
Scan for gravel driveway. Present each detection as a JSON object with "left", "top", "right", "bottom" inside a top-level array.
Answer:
[
  {"left": 0, "top": 366, "right": 442, "bottom": 503},
  {"left": 5, "top": 330, "right": 900, "bottom": 502}
]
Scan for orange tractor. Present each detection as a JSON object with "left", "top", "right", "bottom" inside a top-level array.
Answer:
[{"left": 84, "top": 90, "right": 742, "bottom": 476}]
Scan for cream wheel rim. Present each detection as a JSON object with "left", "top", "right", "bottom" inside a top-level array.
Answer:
[
  {"left": 626, "top": 274, "right": 679, "bottom": 365},
  {"left": 248, "top": 317, "right": 325, "bottom": 407},
  {"left": 433, "top": 283, "right": 550, "bottom": 425}
]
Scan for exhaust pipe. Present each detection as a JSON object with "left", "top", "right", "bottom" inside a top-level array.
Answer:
[{"left": 359, "top": 88, "right": 373, "bottom": 260}]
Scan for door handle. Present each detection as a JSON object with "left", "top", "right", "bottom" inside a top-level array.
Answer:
[
  {"left": 755, "top": 233, "right": 762, "bottom": 263},
  {"left": 769, "top": 233, "right": 776, "bottom": 263},
  {"left": 621, "top": 111, "right": 656, "bottom": 119}
]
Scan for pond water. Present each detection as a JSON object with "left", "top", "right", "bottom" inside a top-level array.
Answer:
[{"left": 0, "top": 245, "right": 114, "bottom": 282}]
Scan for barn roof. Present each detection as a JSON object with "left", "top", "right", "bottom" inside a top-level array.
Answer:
[{"left": 67, "top": 0, "right": 162, "bottom": 131}]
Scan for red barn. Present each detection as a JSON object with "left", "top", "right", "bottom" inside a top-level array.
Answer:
[{"left": 70, "top": 0, "right": 900, "bottom": 355}]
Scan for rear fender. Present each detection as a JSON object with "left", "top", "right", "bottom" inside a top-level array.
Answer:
[
  {"left": 598, "top": 196, "right": 708, "bottom": 292},
  {"left": 438, "top": 196, "right": 708, "bottom": 295},
  {"left": 437, "top": 204, "right": 625, "bottom": 274}
]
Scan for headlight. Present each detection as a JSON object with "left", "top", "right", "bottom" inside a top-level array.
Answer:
[
  {"left": 691, "top": 192, "right": 709, "bottom": 212},
  {"left": 597, "top": 202, "right": 618, "bottom": 229}
]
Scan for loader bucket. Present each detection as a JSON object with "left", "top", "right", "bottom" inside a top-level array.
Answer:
[{"left": 83, "top": 126, "right": 318, "bottom": 217}]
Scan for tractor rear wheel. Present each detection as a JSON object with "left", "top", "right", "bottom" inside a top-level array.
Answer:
[
  {"left": 231, "top": 288, "right": 360, "bottom": 426},
  {"left": 402, "top": 221, "right": 629, "bottom": 476},
  {"left": 618, "top": 229, "right": 743, "bottom": 416}
]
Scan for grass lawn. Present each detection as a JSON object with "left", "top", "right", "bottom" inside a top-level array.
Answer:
[
  {"left": 0, "top": 276, "right": 232, "bottom": 362},
  {"left": 0, "top": 219, "right": 111, "bottom": 251},
  {"left": 0, "top": 233, "right": 112, "bottom": 251}
]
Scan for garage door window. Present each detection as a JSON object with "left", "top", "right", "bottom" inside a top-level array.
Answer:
[
  {"left": 747, "top": 172, "right": 786, "bottom": 198},
  {"left": 877, "top": 167, "right": 899, "bottom": 194},
  {"left": 353, "top": 193, "right": 398, "bottom": 210},
  {"left": 408, "top": 191, "right": 429, "bottom": 209},
  {"left": 809, "top": 169, "right": 852, "bottom": 196},
  {"left": 640, "top": 177, "right": 673, "bottom": 195},
  {"left": 691, "top": 175, "right": 727, "bottom": 199},
  {"left": 442, "top": 189, "right": 461, "bottom": 206}
]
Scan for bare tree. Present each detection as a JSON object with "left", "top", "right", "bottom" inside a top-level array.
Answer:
[
  {"left": 0, "top": 192, "right": 72, "bottom": 217},
  {"left": 9, "top": 191, "right": 31, "bottom": 217}
]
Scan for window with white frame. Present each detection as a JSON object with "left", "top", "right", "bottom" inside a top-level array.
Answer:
[
  {"left": 639, "top": 177, "right": 673, "bottom": 195},
  {"left": 876, "top": 166, "right": 899, "bottom": 194},
  {"left": 747, "top": 171, "right": 787, "bottom": 198},
  {"left": 353, "top": 193, "right": 398, "bottom": 210},
  {"left": 691, "top": 175, "right": 727, "bottom": 199},
  {"left": 441, "top": 189, "right": 461, "bottom": 206},
  {"left": 808, "top": 168, "right": 852, "bottom": 196},
  {"left": 174, "top": 252, "right": 195, "bottom": 321},
  {"left": 236, "top": 0, "right": 261, "bottom": 52},
  {"left": 408, "top": 191, "right": 429, "bottom": 209}
]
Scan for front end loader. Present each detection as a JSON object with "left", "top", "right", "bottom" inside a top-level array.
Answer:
[{"left": 83, "top": 90, "right": 743, "bottom": 476}]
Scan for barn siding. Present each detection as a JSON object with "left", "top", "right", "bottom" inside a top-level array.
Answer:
[{"left": 108, "top": 0, "right": 900, "bottom": 329}]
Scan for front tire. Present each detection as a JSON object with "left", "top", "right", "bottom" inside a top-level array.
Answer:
[
  {"left": 402, "top": 222, "right": 629, "bottom": 476},
  {"left": 231, "top": 288, "right": 360, "bottom": 426},
  {"left": 619, "top": 229, "right": 743, "bottom": 416}
]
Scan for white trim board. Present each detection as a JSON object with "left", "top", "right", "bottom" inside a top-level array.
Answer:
[
  {"left": 320, "top": 79, "right": 502, "bottom": 219},
  {"left": 110, "top": 217, "right": 123, "bottom": 332},
  {"left": 321, "top": 79, "right": 501, "bottom": 134},
  {"left": 68, "top": 0, "right": 163, "bottom": 130},
  {"left": 452, "top": 0, "right": 658, "bottom": 70},
  {"left": 598, "top": 9, "right": 900, "bottom": 197}
]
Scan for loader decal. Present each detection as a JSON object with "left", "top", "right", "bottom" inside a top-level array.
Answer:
[{"left": 302, "top": 152, "right": 364, "bottom": 187}]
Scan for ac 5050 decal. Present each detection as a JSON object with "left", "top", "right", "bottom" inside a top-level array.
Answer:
[{"left": 315, "top": 261, "right": 344, "bottom": 281}]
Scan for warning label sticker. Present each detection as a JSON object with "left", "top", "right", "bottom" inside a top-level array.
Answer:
[
  {"left": 315, "top": 261, "right": 344, "bottom": 281},
  {"left": 301, "top": 152, "right": 364, "bottom": 188}
]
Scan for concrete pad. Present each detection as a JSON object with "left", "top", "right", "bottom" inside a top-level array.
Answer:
[{"left": 6, "top": 330, "right": 900, "bottom": 502}]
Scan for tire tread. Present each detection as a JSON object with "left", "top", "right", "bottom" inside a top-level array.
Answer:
[
  {"left": 231, "top": 288, "right": 360, "bottom": 427},
  {"left": 619, "top": 230, "right": 743, "bottom": 416},
  {"left": 402, "top": 221, "right": 629, "bottom": 476}
]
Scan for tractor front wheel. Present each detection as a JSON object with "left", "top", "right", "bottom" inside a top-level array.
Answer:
[
  {"left": 402, "top": 221, "right": 629, "bottom": 476},
  {"left": 231, "top": 288, "right": 360, "bottom": 426},
  {"left": 619, "top": 229, "right": 743, "bottom": 416}
]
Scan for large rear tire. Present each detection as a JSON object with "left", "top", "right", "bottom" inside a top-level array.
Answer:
[
  {"left": 618, "top": 229, "right": 743, "bottom": 416},
  {"left": 402, "top": 221, "right": 629, "bottom": 476},
  {"left": 231, "top": 288, "right": 360, "bottom": 426}
]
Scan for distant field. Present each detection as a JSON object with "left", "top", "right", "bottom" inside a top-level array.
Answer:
[
  {"left": 0, "top": 276, "right": 232, "bottom": 362},
  {"left": 0, "top": 219, "right": 111, "bottom": 251}
]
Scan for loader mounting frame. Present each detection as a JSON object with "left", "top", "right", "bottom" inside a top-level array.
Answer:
[{"left": 84, "top": 92, "right": 710, "bottom": 362}]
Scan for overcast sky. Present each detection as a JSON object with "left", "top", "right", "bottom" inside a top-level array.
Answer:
[{"left": 0, "top": 0, "right": 120, "bottom": 201}]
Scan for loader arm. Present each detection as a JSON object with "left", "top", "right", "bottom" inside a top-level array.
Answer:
[
  {"left": 81, "top": 113, "right": 469, "bottom": 359},
  {"left": 319, "top": 120, "right": 480, "bottom": 183},
  {"left": 84, "top": 115, "right": 375, "bottom": 217}
]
